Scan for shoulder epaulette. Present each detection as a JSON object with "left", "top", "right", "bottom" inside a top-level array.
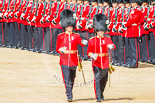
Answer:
[
  {"left": 73, "top": 32, "right": 80, "bottom": 36},
  {"left": 105, "top": 35, "right": 110, "bottom": 38},
  {"left": 89, "top": 36, "right": 96, "bottom": 40},
  {"left": 58, "top": 32, "right": 64, "bottom": 36}
]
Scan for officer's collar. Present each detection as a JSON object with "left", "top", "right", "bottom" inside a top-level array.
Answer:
[
  {"left": 97, "top": 35, "right": 104, "bottom": 38},
  {"left": 65, "top": 31, "right": 72, "bottom": 35}
]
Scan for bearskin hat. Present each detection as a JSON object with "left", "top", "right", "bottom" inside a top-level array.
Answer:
[
  {"left": 112, "top": 0, "right": 117, "bottom": 3},
  {"left": 60, "top": 9, "right": 76, "bottom": 29},
  {"left": 93, "top": 14, "right": 108, "bottom": 32},
  {"left": 123, "top": 0, "right": 130, "bottom": 3},
  {"left": 103, "top": 0, "right": 111, "bottom": 4},
  {"left": 98, "top": 0, "right": 103, "bottom": 3},
  {"left": 89, "top": 0, "right": 98, "bottom": 2},
  {"left": 130, "top": 0, "right": 138, "bottom": 3},
  {"left": 143, "top": 0, "right": 150, "bottom": 3},
  {"left": 117, "top": 0, "right": 124, "bottom": 3}
]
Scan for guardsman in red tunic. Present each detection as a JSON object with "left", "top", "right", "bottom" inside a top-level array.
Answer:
[
  {"left": 118, "top": 0, "right": 131, "bottom": 67},
  {"left": 108, "top": 0, "right": 119, "bottom": 66},
  {"left": 148, "top": 0, "right": 155, "bottom": 64},
  {"left": 120, "top": 0, "right": 142, "bottom": 68},
  {"left": 56, "top": 9, "right": 88, "bottom": 102},
  {"left": 103, "top": 0, "right": 111, "bottom": 35},
  {"left": 113, "top": 0, "right": 125, "bottom": 66},
  {"left": 138, "top": 0, "right": 150, "bottom": 63},
  {"left": 87, "top": 14, "right": 115, "bottom": 102},
  {"left": 0, "top": 0, "right": 4, "bottom": 47}
]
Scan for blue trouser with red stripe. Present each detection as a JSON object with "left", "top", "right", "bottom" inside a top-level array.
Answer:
[
  {"left": 111, "top": 35, "right": 119, "bottom": 64},
  {"left": 61, "top": 65, "right": 76, "bottom": 99},
  {"left": 148, "top": 32, "right": 155, "bottom": 64},
  {"left": 93, "top": 67, "right": 108, "bottom": 99},
  {"left": 125, "top": 37, "right": 139, "bottom": 68},
  {"left": 139, "top": 34, "right": 149, "bottom": 62}
]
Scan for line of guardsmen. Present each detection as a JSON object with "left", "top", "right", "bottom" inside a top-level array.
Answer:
[{"left": 0, "top": 0, "right": 155, "bottom": 68}]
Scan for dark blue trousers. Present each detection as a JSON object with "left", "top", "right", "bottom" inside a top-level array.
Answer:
[
  {"left": 93, "top": 67, "right": 108, "bottom": 99},
  {"left": 44, "top": 27, "right": 51, "bottom": 52},
  {"left": 20, "top": 24, "right": 27, "bottom": 48},
  {"left": 111, "top": 35, "right": 119, "bottom": 64},
  {"left": 8, "top": 23, "right": 15, "bottom": 46},
  {"left": 117, "top": 36, "right": 125, "bottom": 65},
  {"left": 27, "top": 25, "right": 33, "bottom": 49},
  {"left": 139, "top": 34, "right": 149, "bottom": 62},
  {"left": 61, "top": 65, "right": 77, "bottom": 99},
  {"left": 148, "top": 32, "right": 155, "bottom": 64},
  {"left": 35, "top": 27, "right": 44, "bottom": 51},
  {"left": 124, "top": 37, "right": 131, "bottom": 65},
  {"left": 125, "top": 37, "right": 139, "bottom": 67}
]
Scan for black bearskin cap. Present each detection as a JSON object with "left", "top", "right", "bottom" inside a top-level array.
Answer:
[
  {"left": 123, "top": 0, "right": 130, "bottom": 3},
  {"left": 60, "top": 9, "right": 76, "bottom": 29},
  {"left": 93, "top": 14, "right": 108, "bottom": 32}
]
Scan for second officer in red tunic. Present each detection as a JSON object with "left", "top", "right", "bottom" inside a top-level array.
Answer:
[
  {"left": 87, "top": 14, "right": 116, "bottom": 102},
  {"left": 56, "top": 9, "right": 88, "bottom": 102}
]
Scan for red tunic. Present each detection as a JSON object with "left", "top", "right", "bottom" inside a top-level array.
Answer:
[
  {"left": 56, "top": 32, "right": 85, "bottom": 66},
  {"left": 87, "top": 36, "right": 116, "bottom": 69},
  {"left": 124, "top": 7, "right": 142, "bottom": 38}
]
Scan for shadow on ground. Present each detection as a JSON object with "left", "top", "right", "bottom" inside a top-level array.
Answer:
[
  {"left": 73, "top": 97, "right": 134, "bottom": 102},
  {"left": 138, "top": 63, "right": 155, "bottom": 68}
]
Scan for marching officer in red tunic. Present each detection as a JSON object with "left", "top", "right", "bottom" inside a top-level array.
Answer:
[
  {"left": 87, "top": 14, "right": 116, "bottom": 102},
  {"left": 56, "top": 9, "right": 88, "bottom": 102}
]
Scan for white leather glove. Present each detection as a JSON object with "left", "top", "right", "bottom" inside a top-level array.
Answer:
[
  {"left": 31, "top": 16, "right": 36, "bottom": 22},
  {"left": 0, "top": 13, "right": 3, "bottom": 18},
  {"left": 82, "top": 40, "right": 88, "bottom": 45},
  {"left": 4, "top": 12, "right": 8, "bottom": 19},
  {"left": 86, "top": 24, "right": 92, "bottom": 29},
  {"left": 77, "top": 21, "right": 82, "bottom": 29},
  {"left": 106, "top": 20, "right": 110, "bottom": 24},
  {"left": 91, "top": 53, "right": 98, "bottom": 60},
  {"left": 20, "top": 13, "right": 25, "bottom": 20},
  {"left": 40, "top": 17, "right": 44, "bottom": 23},
  {"left": 107, "top": 44, "right": 114, "bottom": 49},
  {"left": 59, "top": 47, "right": 67, "bottom": 54}
]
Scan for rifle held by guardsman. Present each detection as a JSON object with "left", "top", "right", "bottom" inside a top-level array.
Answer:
[
  {"left": 20, "top": 0, "right": 31, "bottom": 20},
  {"left": 14, "top": 0, "right": 24, "bottom": 18},
  {"left": 86, "top": 3, "right": 92, "bottom": 29},
  {"left": 0, "top": 0, "right": 6, "bottom": 19},
  {"left": 4, "top": 0, "right": 11, "bottom": 19},
  {"left": 77, "top": 0, "right": 83, "bottom": 29},
  {"left": 150, "top": 5, "right": 155, "bottom": 28},
  {"left": 8, "top": 0, "right": 17, "bottom": 18},
  {"left": 26, "top": 0, "right": 35, "bottom": 22},
  {"left": 31, "top": 0, "right": 39, "bottom": 23},
  {"left": 144, "top": 4, "right": 150, "bottom": 31},
  {"left": 45, "top": 0, "right": 53, "bottom": 23},
  {"left": 54, "top": 0, "right": 60, "bottom": 18},
  {"left": 112, "top": 7, "right": 118, "bottom": 32},
  {"left": 40, "top": 0, "right": 47, "bottom": 23}
]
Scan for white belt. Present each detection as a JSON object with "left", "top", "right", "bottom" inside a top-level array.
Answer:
[{"left": 131, "top": 23, "right": 137, "bottom": 26}]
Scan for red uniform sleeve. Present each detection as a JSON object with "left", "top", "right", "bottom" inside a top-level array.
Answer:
[
  {"left": 124, "top": 9, "right": 142, "bottom": 27},
  {"left": 106, "top": 37, "right": 116, "bottom": 50},
  {"left": 87, "top": 39, "right": 93, "bottom": 57},
  {"left": 56, "top": 34, "right": 62, "bottom": 54}
]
